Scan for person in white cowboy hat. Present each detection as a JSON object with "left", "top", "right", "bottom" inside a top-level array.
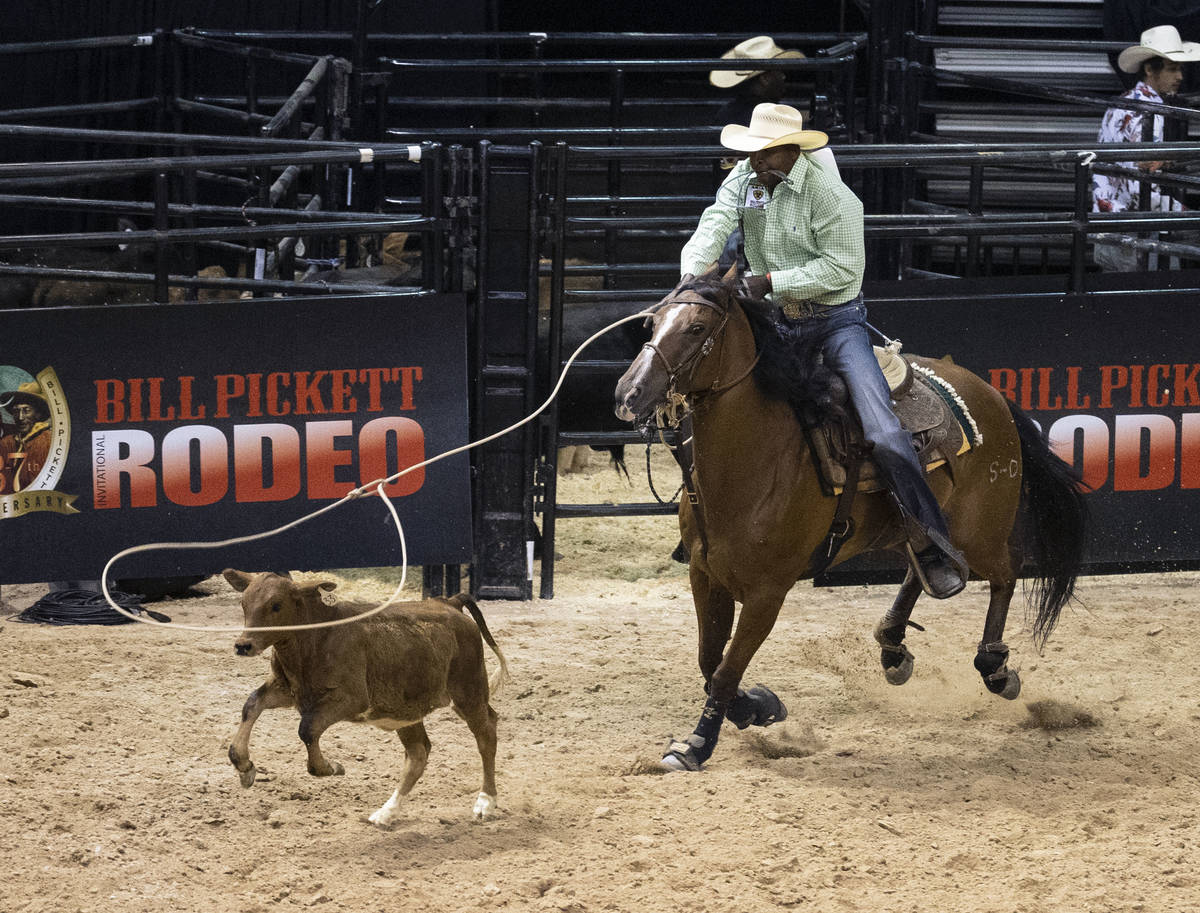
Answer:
[
  {"left": 1094, "top": 25, "right": 1200, "bottom": 270},
  {"left": 710, "top": 36, "right": 805, "bottom": 126},
  {"left": 677, "top": 103, "right": 969, "bottom": 599}
]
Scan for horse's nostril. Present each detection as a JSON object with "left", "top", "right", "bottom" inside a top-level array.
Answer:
[{"left": 234, "top": 642, "right": 251, "bottom": 656}]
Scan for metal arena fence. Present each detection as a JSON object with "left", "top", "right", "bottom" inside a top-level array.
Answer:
[{"left": 6, "top": 25, "right": 1200, "bottom": 597}]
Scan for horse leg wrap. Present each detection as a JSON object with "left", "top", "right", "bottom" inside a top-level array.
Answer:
[
  {"left": 974, "top": 641, "right": 1012, "bottom": 694},
  {"left": 873, "top": 618, "right": 910, "bottom": 670},
  {"left": 725, "top": 685, "right": 789, "bottom": 730},
  {"left": 662, "top": 696, "right": 725, "bottom": 771}
]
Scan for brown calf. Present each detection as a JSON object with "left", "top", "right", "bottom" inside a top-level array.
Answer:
[{"left": 223, "top": 569, "right": 509, "bottom": 825}]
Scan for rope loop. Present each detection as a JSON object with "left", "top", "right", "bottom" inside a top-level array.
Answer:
[{"left": 100, "top": 308, "right": 659, "bottom": 634}]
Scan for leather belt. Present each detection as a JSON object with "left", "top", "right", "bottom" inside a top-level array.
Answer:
[{"left": 779, "top": 298, "right": 845, "bottom": 320}]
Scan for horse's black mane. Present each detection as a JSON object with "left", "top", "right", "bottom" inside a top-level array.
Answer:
[{"left": 680, "top": 276, "right": 843, "bottom": 419}]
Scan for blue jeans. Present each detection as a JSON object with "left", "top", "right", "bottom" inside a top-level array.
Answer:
[{"left": 781, "top": 298, "right": 955, "bottom": 549}]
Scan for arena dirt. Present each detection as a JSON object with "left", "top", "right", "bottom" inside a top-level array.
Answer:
[{"left": 3, "top": 446, "right": 1198, "bottom": 913}]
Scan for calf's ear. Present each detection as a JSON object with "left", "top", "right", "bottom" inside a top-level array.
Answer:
[
  {"left": 223, "top": 568, "right": 254, "bottom": 592},
  {"left": 301, "top": 580, "right": 338, "bottom": 606}
]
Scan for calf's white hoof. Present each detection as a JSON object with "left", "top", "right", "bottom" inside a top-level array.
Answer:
[{"left": 473, "top": 791, "right": 496, "bottom": 819}]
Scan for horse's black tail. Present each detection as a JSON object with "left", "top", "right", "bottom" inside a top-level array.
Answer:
[{"left": 1009, "top": 402, "right": 1090, "bottom": 648}]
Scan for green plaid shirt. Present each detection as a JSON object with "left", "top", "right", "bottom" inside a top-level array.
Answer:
[{"left": 680, "top": 154, "right": 864, "bottom": 314}]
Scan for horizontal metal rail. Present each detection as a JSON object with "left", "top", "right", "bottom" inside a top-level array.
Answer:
[
  {"left": 0, "top": 34, "right": 157, "bottom": 55},
  {"left": 563, "top": 141, "right": 1200, "bottom": 164},
  {"left": 0, "top": 146, "right": 421, "bottom": 181},
  {"left": 387, "top": 127, "right": 725, "bottom": 142},
  {"left": 0, "top": 217, "right": 442, "bottom": 251},
  {"left": 904, "top": 60, "right": 1200, "bottom": 122},
  {"left": 0, "top": 193, "right": 414, "bottom": 223},
  {"left": 172, "top": 28, "right": 323, "bottom": 68},
  {"left": 554, "top": 502, "right": 679, "bottom": 518},
  {"left": 0, "top": 262, "right": 425, "bottom": 298},
  {"left": 0, "top": 122, "right": 424, "bottom": 152},
  {"left": 0, "top": 99, "right": 159, "bottom": 123},
  {"left": 190, "top": 29, "right": 864, "bottom": 47},
  {"left": 382, "top": 56, "right": 854, "bottom": 73},
  {"left": 907, "top": 34, "right": 1127, "bottom": 53}
]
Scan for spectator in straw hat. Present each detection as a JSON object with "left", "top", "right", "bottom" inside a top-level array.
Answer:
[
  {"left": 677, "top": 103, "right": 969, "bottom": 599},
  {"left": 709, "top": 39, "right": 841, "bottom": 273},
  {"left": 710, "top": 36, "right": 805, "bottom": 128},
  {"left": 1094, "top": 25, "right": 1200, "bottom": 270}
]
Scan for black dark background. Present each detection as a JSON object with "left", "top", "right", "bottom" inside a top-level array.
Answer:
[{"left": 0, "top": 0, "right": 867, "bottom": 109}]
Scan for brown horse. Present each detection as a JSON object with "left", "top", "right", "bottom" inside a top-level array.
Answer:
[{"left": 614, "top": 275, "right": 1088, "bottom": 772}]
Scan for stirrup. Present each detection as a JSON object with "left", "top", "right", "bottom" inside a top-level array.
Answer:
[{"left": 905, "top": 542, "right": 966, "bottom": 599}]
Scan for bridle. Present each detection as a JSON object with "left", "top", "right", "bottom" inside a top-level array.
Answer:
[{"left": 640, "top": 287, "right": 761, "bottom": 405}]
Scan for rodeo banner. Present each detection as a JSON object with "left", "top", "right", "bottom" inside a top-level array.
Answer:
[
  {"left": 0, "top": 293, "right": 472, "bottom": 583},
  {"left": 869, "top": 286, "right": 1200, "bottom": 573}
]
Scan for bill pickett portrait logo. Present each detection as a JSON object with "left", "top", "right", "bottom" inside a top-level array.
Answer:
[{"left": 0, "top": 365, "right": 78, "bottom": 518}]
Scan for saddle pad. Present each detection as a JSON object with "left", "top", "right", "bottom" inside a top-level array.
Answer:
[{"left": 810, "top": 367, "right": 976, "bottom": 496}]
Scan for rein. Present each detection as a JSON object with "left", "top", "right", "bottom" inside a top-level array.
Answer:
[{"left": 644, "top": 287, "right": 764, "bottom": 561}]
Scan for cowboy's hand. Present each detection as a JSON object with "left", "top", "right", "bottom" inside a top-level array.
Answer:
[{"left": 739, "top": 274, "right": 772, "bottom": 299}]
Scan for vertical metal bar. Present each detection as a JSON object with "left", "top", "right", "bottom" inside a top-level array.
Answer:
[
  {"left": 172, "top": 31, "right": 187, "bottom": 136},
  {"left": 472, "top": 140, "right": 492, "bottom": 598},
  {"left": 243, "top": 56, "right": 260, "bottom": 281},
  {"left": 1070, "top": 158, "right": 1089, "bottom": 293},
  {"left": 523, "top": 141, "right": 543, "bottom": 602},
  {"left": 152, "top": 29, "right": 167, "bottom": 135},
  {"left": 531, "top": 35, "right": 546, "bottom": 127},
  {"left": 446, "top": 144, "right": 465, "bottom": 294},
  {"left": 421, "top": 142, "right": 447, "bottom": 598},
  {"left": 867, "top": 0, "right": 886, "bottom": 140},
  {"left": 605, "top": 69, "right": 624, "bottom": 291},
  {"left": 1139, "top": 112, "right": 1154, "bottom": 213},
  {"left": 421, "top": 143, "right": 445, "bottom": 290},
  {"left": 965, "top": 163, "right": 983, "bottom": 278},
  {"left": 841, "top": 56, "right": 857, "bottom": 144},
  {"left": 153, "top": 171, "right": 170, "bottom": 303},
  {"left": 540, "top": 142, "right": 569, "bottom": 600},
  {"left": 350, "top": 0, "right": 369, "bottom": 140},
  {"left": 182, "top": 160, "right": 198, "bottom": 300}
]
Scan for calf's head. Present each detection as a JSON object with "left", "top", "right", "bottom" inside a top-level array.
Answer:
[{"left": 223, "top": 568, "right": 338, "bottom": 656}]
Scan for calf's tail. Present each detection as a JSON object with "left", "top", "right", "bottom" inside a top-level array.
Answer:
[{"left": 450, "top": 593, "right": 510, "bottom": 697}]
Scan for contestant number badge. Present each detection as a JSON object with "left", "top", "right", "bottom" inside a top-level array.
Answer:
[{"left": 744, "top": 182, "right": 768, "bottom": 210}]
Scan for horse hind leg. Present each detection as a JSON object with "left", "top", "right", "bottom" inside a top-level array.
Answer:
[
  {"left": 974, "top": 576, "right": 1021, "bottom": 700},
  {"left": 874, "top": 569, "right": 923, "bottom": 686}
]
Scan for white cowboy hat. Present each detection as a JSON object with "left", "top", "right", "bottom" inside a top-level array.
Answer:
[
  {"left": 1117, "top": 25, "right": 1200, "bottom": 74},
  {"left": 709, "top": 36, "right": 805, "bottom": 89},
  {"left": 720, "top": 103, "right": 828, "bottom": 152}
]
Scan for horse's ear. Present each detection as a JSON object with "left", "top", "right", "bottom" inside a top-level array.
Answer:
[
  {"left": 721, "top": 262, "right": 739, "bottom": 281},
  {"left": 699, "top": 263, "right": 721, "bottom": 280}
]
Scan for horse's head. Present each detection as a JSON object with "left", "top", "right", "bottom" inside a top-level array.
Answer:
[{"left": 614, "top": 274, "right": 739, "bottom": 427}]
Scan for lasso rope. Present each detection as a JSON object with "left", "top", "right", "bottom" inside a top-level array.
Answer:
[{"left": 99, "top": 309, "right": 656, "bottom": 634}]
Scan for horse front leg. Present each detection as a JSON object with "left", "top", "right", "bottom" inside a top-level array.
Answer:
[
  {"left": 874, "top": 569, "right": 923, "bottom": 685},
  {"left": 663, "top": 591, "right": 787, "bottom": 772},
  {"left": 691, "top": 563, "right": 734, "bottom": 685}
]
